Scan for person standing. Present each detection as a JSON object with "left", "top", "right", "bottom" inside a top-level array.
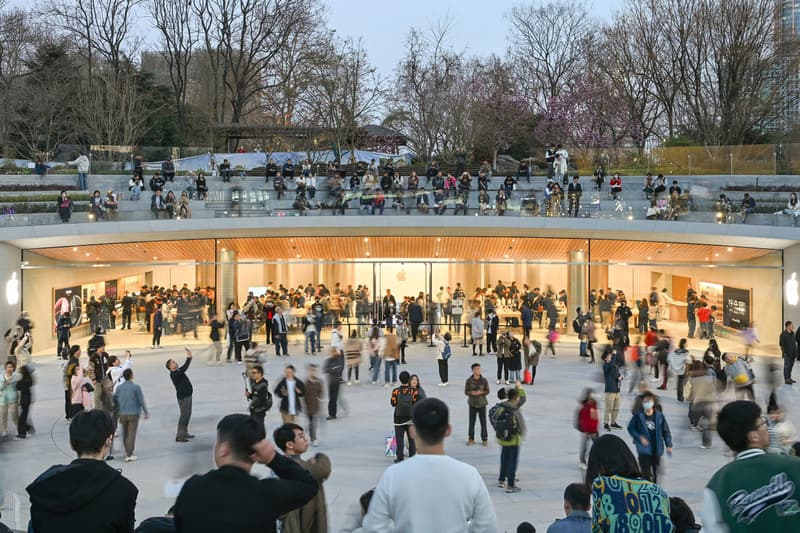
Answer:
[
  {"left": 173, "top": 414, "right": 317, "bottom": 533},
  {"left": 494, "top": 383, "right": 527, "bottom": 493},
  {"left": 465, "top": 363, "right": 490, "bottom": 446},
  {"left": 523, "top": 336, "right": 542, "bottom": 385},
  {"left": 627, "top": 391, "right": 672, "bottom": 483},
  {"left": 471, "top": 311, "right": 485, "bottom": 356},
  {"left": 0, "top": 361, "right": 20, "bottom": 437},
  {"left": 152, "top": 306, "right": 163, "bottom": 348},
  {"left": 496, "top": 331, "right": 512, "bottom": 385},
  {"left": 702, "top": 400, "right": 800, "bottom": 532},
  {"left": 56, "top": 313, "right": 71, "bottom": 358},
  {"left": 208, "top": 313, "right": 225, "bottom": 365},
  {"left": 668, "top": 338, "right": 693, "bottom": 402},
  {"left": 304, "top": 363, "right": 323, "bottom": 446},
  {"left": 390, "top": 371, "right": 419, "bottom": 463},
  {"left": 246, "top": 365, "right": 271, "bottom": 434},
  {"left": 780, "top": 321, "right": 798, "bottom": 385},
  {"left": 302, "top": 309, "right": 317, "bottom": 355},
  {"left": 120, "top": 291, "right": 133, "bottom": 330},
  {"left": 577, "top": 389, "right": 599, "bottom": 468},
  {"left": 344, "top": 330, "right": 362, "bottom": 385},
  {"left": 383, "top": 329, "right": 399, "bottom": 386},
  {"left": 408, "top": 299, "right": 423, "bottom": 342},
  {"left": 433, "top": 330, "right": 452, "bottom": 387},
  {"left": 363, "top": 398, "right": 498, "bottom": 532},
  {"left": 88, "top": 345, "right": 113, "bottom": 414},
  {"left": 272, "top": 306, "right": 289, "bottom": 357},
  {"left": 16, "top": 363, "right": 34, "bottom": 438},
  {"left": 68, "top": 152, "right": 90, "bottom": 191},
  {"left": 486, "top": 310, "right": 499, "bottom": 355},
  {"left": 602, "top": 348, "right": 623, "bottom": 431},
  {"left": 396, "top": 317, "right": 409, "bottom": 364},
  {"left": 113, "top": 369, "right": 148, "bottom": 462},
  {"left": 166, "top": 350, "right": 194, "bottom": 442},
  {"left": 323, "top": 347, "right": 344, "bottom": 421},
  {"left": 275, "top": 365, "right": 306, "bottom": 423},
  {"left": 273, "top": 423, "right": 332, "bottom": 533}
]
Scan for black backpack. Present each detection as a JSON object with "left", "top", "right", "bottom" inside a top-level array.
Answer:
[
  {"left": 489, "top": 403, "right": 519, "bottom": 440},
  {"left": 572, "top": 318, "right": 582, "bottom": 334},
  {"left": 394, "top": 386, "right": 414, "bottom": 418}
]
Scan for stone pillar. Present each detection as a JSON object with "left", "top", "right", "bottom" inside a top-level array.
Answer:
[
  {"left": 568, "top": 250, "right": 588, "bottom": 325},
  {"left": 216, "top": 249, "right": 237, "bottom": 316}
]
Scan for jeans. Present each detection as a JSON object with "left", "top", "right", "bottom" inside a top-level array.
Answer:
[
  {"left": 468, "top": 406, "right": 487, "bottom": 441},
  {"left": 395, "top": 424, "right": 416, "bottom": 460},
  {"left": 370, "top": 355, "right": 382, "bottom": 383},
  {"left": 177, "top": 396, "right": 192, "bottom": 438},
  {"left": 305, "top": 331, "right": 317, "bottom": 354},
  {"left": 384, "top": 360, "right": 398, "bottom": 383},
  {"left": 131, "top": 185, "right": 141, "bottom": 200},
  {"left": 687, "top": 317, "right": 696, "bottom": 338},
  {"left": 508, "top": 369, "right": 521, "bottom": 382},
  {"left": 347, "top": 365, "right": 359, "bottom": 382},
  {"left": 78, "top": 172, "right": 87, "bottom": 191},
  {"left": 274, "top": 334, "right": 288, "bottom": 356},
  {"left": 499, "top": 445, "right": 520, "bottom": 486},
  {"left": 119, "top": 414, "right": 140, "bottom": 456},
  {"left": 699, "top": 322, "right": 710, "bottom": 339}
]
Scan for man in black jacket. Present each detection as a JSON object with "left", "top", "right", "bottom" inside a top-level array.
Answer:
[
  {"left": 408, "top": 299, "right": 423, "bottom": 342},
  {"left": 120, "top": 291, "right": 134, "bottom": 330},
  {"left": 166, "top": 350, "right": 194, "bottom": 442},
  {"left": 173, "top": 414, "right": 317, "bottom": 533},
  {"left": 247, "top": 365, "right": 270, "bottom": 433},
  {"left": 780, "top": 321, "right": 798, "bottom": 385},
  {"left": 27, "top": 409, "right": 138, "bottom": 533}
]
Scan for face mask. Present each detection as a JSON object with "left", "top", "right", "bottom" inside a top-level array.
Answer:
[{"left": 643, "top": 401, "right": 654, "bottom": 410}]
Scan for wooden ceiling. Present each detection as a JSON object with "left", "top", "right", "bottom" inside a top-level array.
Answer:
[{"left": 26, "top": 236, "right": 774, "bottom": 265}]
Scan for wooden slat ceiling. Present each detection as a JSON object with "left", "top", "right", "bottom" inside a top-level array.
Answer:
[{"left": 26, "top": 237, "right": 773, "bottom": 264}]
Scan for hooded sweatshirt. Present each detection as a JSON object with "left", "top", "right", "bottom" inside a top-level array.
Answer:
[{"left": 26, "top": 458, "right": 138, "bottom": 532}]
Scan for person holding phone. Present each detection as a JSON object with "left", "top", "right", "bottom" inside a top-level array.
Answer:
[{"left": 166, "top": 349, "right": 194, "bottom": 442}]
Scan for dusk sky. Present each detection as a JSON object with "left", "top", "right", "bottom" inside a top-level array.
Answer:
[{"left": 10, "top": 0, "right": 625, "bottom": 77}]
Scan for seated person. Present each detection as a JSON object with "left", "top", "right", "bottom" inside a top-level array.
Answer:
[
  {"left": 480, "top": 160, "right": 492, "bottom": 178},
  {"left": 433, "top": 189, "right": 446, "bottom": 215},
  {"left": 517, "top": 160, "right": 530, "bottom": 182},
  {"left": 196, "top": 173, "right": 208, "bottom": 199},
  {"left": 416, "top": 187, "right": 430, "bottom": 214},
  {"left": 151, "top": 190, "right": 169, "bottom": 218},
  {"left": 646, "top": 200, "right": 659, "bottom": 220},
  {"left": 89, "top": 190, "right": 106, "bottom": 220},
  {"left": 128, "top": 176, "right": 143, "bottom": 200},
  {"left": 149, "top": 172, "right": 165, "bottom": 191},
  {"left": 496, "top": 189, "right": 507, "bottom": 216},
  {"left": 293, "top": 193, "right": 307, "bottom": 216},
  {"left": 178, "top": 191, "right": 192, "bottom": 219},
  {"left": 643, "top": 175, "right": 654, "bottom": 198},
  {"left": 161, "top": 157, "right": 175, "bottom": 182},
  {"left": 478, "top": 190, "right": 491, "bottom": 215},
  {"left": 306, "top": 175, "right": 317, "bottom": 200},
  {"left": 740, "top": 193, "right": 755, "bottom": 222},
  {"left": 668, "top": 180, "right": 682, "bottom": 195},
  {"left": 503, "top": 175, "right": 516, "bottom": 198},
  {"left": 609, "top": 174, "right": 622, "bottom": 198},
  {"left": 477, "top": 173, "right": 489, "bottom": 192},
  {"left": 349, "top": 174, "right": 361, "bottom": 191},
  {"left": 104, "top": 191, "right": 118, "bottom": 210},
  {"left": 26, "top": 410, "right": 138, "bottom": 532},
  {"left": 784, "top": 192, "right": 800, "bottom": 225},
  {"left": 653, "top": 174, "right": 667, "bottom": 195},
  {"left": 360, "top": 188, "right": 374, "bottom": 213},
  {"left": 165, "top": 191, "right": 178, "bottom": 218},
  {"left": 219, "top": 159, "right": 232, "bottom": 182},
  {"left": 273, "top": 172, "right": 287, "bottom": 200},
  {"left": 716, "top": 193, "right": 732, "bottom": 213}
]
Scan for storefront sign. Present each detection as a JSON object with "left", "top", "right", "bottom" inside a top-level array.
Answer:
[{"left": 723, "top": 286, "right": 750, "bottom": 330}]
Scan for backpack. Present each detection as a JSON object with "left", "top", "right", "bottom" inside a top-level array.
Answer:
[
  {"left": 394, "top": 386, "right": 414, "bottom": 418},
  {"left": 489, "top": 403, "right": 518, "bottom": 440},
  {"left": 649, "top": 291, "right": 659, "bottom": 306},
  {"left": 572, "top": 318, "right": 582, "bottom": 334},
  {"left": 442, "top": 341, "right": 452, "bottom": 360}
]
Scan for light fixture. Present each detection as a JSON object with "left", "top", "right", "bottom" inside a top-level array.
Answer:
[
  {"left": 647, "top": 256, "right": 652, "bottom": 260},
  {"left": 6, "top": 272, "right": 19, "bottom": 305},
  {"left": 365, "top": 252, "right": 370, "bottom": 257},
  {"left": 85, "top": 252, "right": 90, "bottom": 257},
  {"left": 72, "top": 247, "right": 77, "bottom": 252},
  {"left": 436, "top": 238, "right": 441, "bottom": 242},
  {"left": 296, "top": 254, "right": 300, "bottom": 258},
  {"left": 363, "top": 237, "right": 369, "bottom": 243},
  {"left": 727, "top": 247, "right": 733, "bottom": 252},
  {"left": 504, "top": 254, "right": 509, "bottom": 259},
  {"left": 714, "top": 253, "right": 720, "bottom": 257},
  {"left": 153, "top": 256, "right": 158, "bottom": 260}
]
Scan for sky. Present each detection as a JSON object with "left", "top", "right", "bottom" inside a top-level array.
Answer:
[
  {"left": 9, "top": 0, "right": 624, "bottom": 77},
  {"left": 326, "top": 0, "right": 625, "bottom": 78}
]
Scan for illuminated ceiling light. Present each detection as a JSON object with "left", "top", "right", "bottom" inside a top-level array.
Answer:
[
  {"left": 153, "top": 256, "right": 158, "bottom": 260},
  {"left": 647, "top": 256, "right": 652, "bottom": 260},
  {"left": 714, "top": 253, "right": 720, "bottom": 257},
  {"left": 504, "top": 254, "right": 509, "bottom": 259},
  {"left": 365, "top": 251, "right": 370, "bottom": 257},
  {"left": 85, "top": 252, "right": 90, "bottom": 257},
  {"left": 436, "top": 237, "right": 441, "bottom": 242},
  {"left": 296, "top": 254, "right": 300, "bottom": 258},
  {"left": 221, "top": 247, "right": 226, "bottom": 251},
  {"left": 363, "top": 237, "right": 369, "bottom": 243},
  {"left": 72, "top": 247, "right": 78, "bottom": 252},
  {"left": 727, "top": 247, "right": 733, "bottom": 252}
]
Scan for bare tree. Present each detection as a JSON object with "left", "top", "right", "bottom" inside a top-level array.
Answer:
[
  {"left": 388, "top": 23, "right": 467, "bottom": 161},
  {"left": 506, "top": 1, "right": 593, "bottom": 112},
  {"left": 41, "top": 0, "right": 143, "bottom": 80},
  {"left": 299, "top": 37, "right": 386, "bottom": 157},
  {"left": 149, "top": 0, "right": 198, "bottom": 139},
  {"left": 0, "top": 7, "right": 33, "bottom": 152}
]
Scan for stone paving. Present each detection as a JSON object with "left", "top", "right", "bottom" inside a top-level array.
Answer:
[{"left": 1, "top": 326, "right": 798, "bottom": 532}]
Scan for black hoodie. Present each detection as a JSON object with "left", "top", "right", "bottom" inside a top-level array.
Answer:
[{"left": 26, "top": 458, "right": 138, "bottom": 532}]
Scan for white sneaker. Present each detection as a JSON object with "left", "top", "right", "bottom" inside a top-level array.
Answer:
[
  {"left": 496, "top": 379, "right": 501, "bottom": 384},
  {"left": 311, "top": 440, "right": 319, "bottom": 447},
  {"left": 347, "top": 381, "right": 352, "bottom": 386},
  {"left": 437, "top": 382, "right": 446, "bottom": 387},
  {"left": 355, "top": 379, "right": 360, "bottom": 384},
  {"left": 649, "top": 377, "right": 660, "bottom": 382}
]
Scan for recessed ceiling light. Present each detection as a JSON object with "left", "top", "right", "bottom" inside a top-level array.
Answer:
[
  {"left": 296, "top": 254, "right": 300, "bottom": 258},
  {"left": 72, "top": 247, "right": 78, "bottom": 252},
  {"left": 365, "top": 252, "right": 370, "bottom": 256},
  {"left": 436, "top": 238, "right": 441, "bottom": 242},
  {"left": 153, "top": 256, "right": 158, "bottom": 260},
  {"left": 221, "top": 247, "right": 226, "bottom": 251},
  {"left": 363, "top": 238, "right": 369, "bottom": 243},
  {"left": 504, "top": 254, "right": 509, "bottom": 259},
  {"left": 727, "top": 247, "right": 733, "bottom": 252},
  {"left": 647, "top": 256, "right": 652, "bottom": 260},
  {"left": 714, "top": 253, "right": 720, "bottom": 257},
  {"left": 85, "top": 252, "right": 90, "bottom": 256}
]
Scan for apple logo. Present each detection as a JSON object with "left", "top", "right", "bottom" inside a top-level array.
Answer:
[
  {"left": 787, "top": 272, "right": 799, "bottom": 306},
  {"left": 397, "top": 270, "right": 406, "bottom": 282},
  {"left": 6, "top": 272, "right": 19, "bottom": 305}
]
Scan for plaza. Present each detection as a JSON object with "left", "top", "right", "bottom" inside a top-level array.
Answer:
[{"left": 0, "top": 325, "right": 797, "bottom": 531}]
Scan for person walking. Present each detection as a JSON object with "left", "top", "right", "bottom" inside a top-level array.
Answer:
[
  {"left": 390, "top": 371, "right": 419, "bottom": 463},
  {"left": 302, "top": 309, "right": 317, "bottom": 355},
  {"left": 323, "top": 347, "right": 344, "bottom": 421},
  {"left": 602, "top": 348, "right": 623, "bottom": 431},
  {"left": 16, "top": 363, "right": 35, "bottom": 438},
  {"left": 246, "top": 365, "right": 271, "bottom": 434},
  {"left": 113, "top": 369, "right": 149, "bottom": 462},
  {"left": 166, "top": 349, "right": 194, "bottom": 442},
  {"left": 465, "top": 363, "right": 490, "bottom": 446},
  {"left": 367, "top": 326, "right": 382, "bottom": 385},
  {"left": 344, "top": 330, "right": 362, "bottom": 385},
  {"left": 152, "top": 306, "right": 163, "bottom": 348},
  {"left": 627, "top": 391, "right": 672, "bottom": 483},
  {"left": 577, "top": 388, "right": 599, "bottom": 468},
  {"left": 433, "top": 330, "right": 452, "bottom": 387},
  {"left": 304, "top": 363, "right": 322, "bottom": 446},
  {"left": 522, "top": 336, "right": 542, "bottom": 385},
  {"left": 396, "top": 317, "right": 409, "bottom": 364},
  {"left": 493, "top": 383, "right": 527, "bottom": 493},
  {"left": 667, "top": 338, "right": 693, "bottom": 402},
  {"left": 780, "top": 321, "right": 798, "bottom": 385},
  {"left": 471, "top": 311, "right": 485, "bottom": 356},
  {"left": 208, "top": 313, "right": 225, "bottom": 365},
  {"left": 272, "top": 307, "right": 289, "bottom": 357},
  {"left": 408, "top": 298, "right": 423, "bottom": 342},
  {"left": 275, "top": 365, "right": 306, "bottom": 423}
]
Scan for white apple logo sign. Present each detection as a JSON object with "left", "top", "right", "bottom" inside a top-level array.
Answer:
[
  {"left": 787, "top": 272, "right": 799, "bottom": 306},
  {"left": 6, "top": 272, "right": 19, "bottom": 305}
]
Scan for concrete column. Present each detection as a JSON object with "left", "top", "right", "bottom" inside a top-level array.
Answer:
[
  {"left": 568, "top": 250, "right": 588, "bottom": 325},
  {"left": 216, "top": 249, "right": 237, "bottom": 315}
]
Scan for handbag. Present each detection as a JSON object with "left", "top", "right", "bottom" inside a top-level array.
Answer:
[
  {"left": 523, "top": 368, "right": 532, "bottom": 385},
  {"left": 683, "top": 379, "right": 692, "bottom": 400},
  {"left": 82, "top": 382, "right": 95, "bottom": 393}
]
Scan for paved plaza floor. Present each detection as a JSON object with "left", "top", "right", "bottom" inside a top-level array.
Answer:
[{"left": 1, "top": 325, "right": 797, "bottom": 532}]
